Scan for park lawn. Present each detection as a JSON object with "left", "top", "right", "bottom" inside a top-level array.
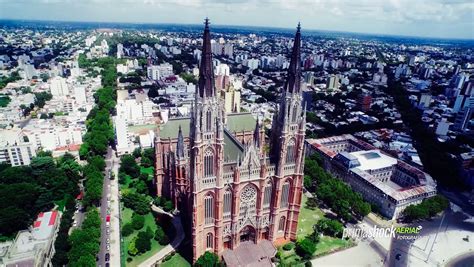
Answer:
[
  {"left": 121, "top": 207, "right": 165, "bottom": 267},
  {"left": 297, "top": 194, "right": 324, "bottom": 239},
  {"left": 160, "top": 253, "right": 191, "bottom": 267},
  {"left": 314, "top": 236, "right": 353, "bottom": 256},
  {"left": 277, "top": 194, "right": 354, "bottom": 263}
]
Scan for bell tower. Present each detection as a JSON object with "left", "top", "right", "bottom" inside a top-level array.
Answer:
[{"left": 189, "top": 18, "right": 226, "bottom": 261}]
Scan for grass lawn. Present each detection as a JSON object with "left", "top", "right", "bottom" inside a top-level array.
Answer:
[
  {"left": 277, "top": 194, "right": 354, "bottom": 264},
  {"left": 297, "top": 194, "right": 324, "bottom": 239},
  {"left": 121, "top": 207, "right": 165, "bottom": 267},
  {"left": 160, "top": 253, "right": 191, "bottom": 267}
]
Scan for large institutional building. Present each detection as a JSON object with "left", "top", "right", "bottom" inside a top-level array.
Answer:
[
  {"left": 306, "top": 134, "right": 437, "bottom": 219},
  {"left": 155, "top": 20, "right": 306, "bottom": 262}
]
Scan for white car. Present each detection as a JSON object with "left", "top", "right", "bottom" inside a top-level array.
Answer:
[
  {"left": 106, "top": 245, "right": 110, "bottom": 251},
  {"left": 73, "top": 221, "right": 77, "bottom": 227}
]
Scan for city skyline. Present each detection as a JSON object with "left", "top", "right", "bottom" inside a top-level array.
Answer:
[{"left": 1, "top": 0, "right": 473, "bottom": 40}]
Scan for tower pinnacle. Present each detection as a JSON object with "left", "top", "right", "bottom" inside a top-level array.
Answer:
[{"left": 197, "top": 18, "right": 215, "bottom": 98}]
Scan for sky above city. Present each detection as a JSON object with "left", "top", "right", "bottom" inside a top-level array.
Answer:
[{"left": 1, "top": 0, "right": 473, "bottom": 39}]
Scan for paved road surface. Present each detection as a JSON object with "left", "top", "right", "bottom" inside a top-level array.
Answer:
[{"left": 98, "top": 148, "right": 121, "bottom": 267}]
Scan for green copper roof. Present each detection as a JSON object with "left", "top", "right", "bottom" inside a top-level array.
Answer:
[
  {"left": 158, "top": 118, "right": 190, "bottom": 140},
  {"left": 158, "top": 113, "right": 255, "bottom": 160},
  {"left": 226, "top": 113, "right": 256, "bottom": 133},
  {"left": 224, "top": 129, "right": 243, "bottom": 161}
]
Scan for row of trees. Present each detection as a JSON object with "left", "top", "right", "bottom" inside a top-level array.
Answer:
[
  {"left": 304, "top": 154, "right": 371, "bottom": 222},
  {"left": 386, "top": 79, "right": 467, "bottom": 188},
  {"left": 67, "top": 209, "right": 102, "bottom": 266},
  {"left": 79, "top": 87, "right": 115, "bottom": 158},
  {"left": 402, "top": 195, "right": 449, "bottom": 222}
]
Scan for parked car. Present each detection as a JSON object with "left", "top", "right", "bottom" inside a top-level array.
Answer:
[{"left": 105, "top": 253, "right": 110, "bottom": 261}]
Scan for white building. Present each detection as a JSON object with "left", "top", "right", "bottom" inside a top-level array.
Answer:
[
  {"left": 0, "top": 128, "right": 36, "bottom": 166},
  {"left": 306, "top": 135, "right": 437, "bottom": 219},
  {"left": 115, "top": 116, "right": 132, "bottom": 155},
  {"left": 73, "top": 85, "right": 87, "bottom": 104},
  {"left": 147, "top": 63, "right": 173, "bottom": 80},
  {"left": 0, "top": 211, "right": 60, "bottom": 267},
  {"left": 49, "top": 76, "right": 69, "bottom": 97}
]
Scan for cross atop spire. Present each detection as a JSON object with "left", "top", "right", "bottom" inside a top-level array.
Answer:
[
  {"left": 283, "top": 23, "right": 302, "bottom": 94},
  {"left": 197, "top": 18, "right": 215, "bottom": 99}
]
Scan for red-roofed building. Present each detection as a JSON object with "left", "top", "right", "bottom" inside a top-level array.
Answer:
[{"left": 0, "top": 210, "right": 61, "bottom": 267}]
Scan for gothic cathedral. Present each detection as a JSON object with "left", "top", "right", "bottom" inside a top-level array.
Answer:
[{"left": 155, "top": 19, "right": 306, "bottom": 262}]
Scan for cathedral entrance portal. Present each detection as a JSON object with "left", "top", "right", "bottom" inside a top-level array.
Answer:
[{"left": 239, "top": 226, "right": 256, "bottom": 243}]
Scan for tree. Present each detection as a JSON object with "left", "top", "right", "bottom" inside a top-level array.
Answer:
[
  {"left": 295, "top": 238, "right": 317, "bottom": 260},
  {"left": 315, "top": 218, "right": 344, "bottom": 238},
  {"left": 140, "top": 157, "right": 153, "bottom": 168},
  {"left": 70, "top": 254, "right": 96, "bottom": 267},
  {"left": 154, "top": 225, "right": 169, "bottom": 245},
  {"left": 128, "top": 237, "right": 139, "bottom": 256},
  {"left": 132, "top": 213, "right": 145, "bottom": 230},
  {"left": 122, "top": 223, "right": 134, "bottom": 237},
  {"left": 120, "top": 155, "right": 140, "bottom": 178},
  {"left": 136, "top": 180, "right": 149, "bottom": 195},
  {"left": 133, "top": 148, "right": 142, "bottom": 158},
  {"left": 122, "top": 192, "right": 150, "bottom": 215},
  {"left": 194, "top": 251, "right": 220, "bottom": 267},
  {"left": 135, "top": 231, "right": 152, "bottom": 253}
]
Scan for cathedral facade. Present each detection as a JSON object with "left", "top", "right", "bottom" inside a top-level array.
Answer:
[{"left": 155, "top": 19, "right": 306, "bottom": 262}]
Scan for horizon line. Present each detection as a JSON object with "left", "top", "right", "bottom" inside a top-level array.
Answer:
[{"left": 0, "top": 18, "right": 473, "bottom": 42}]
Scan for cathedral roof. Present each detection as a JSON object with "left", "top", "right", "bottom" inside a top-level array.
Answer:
[
  {"left": 158, "top": 113, "right": 256, "bottom": 139},
  {"left": 158, "top": 113, "right": 256, "bottom": 161}
]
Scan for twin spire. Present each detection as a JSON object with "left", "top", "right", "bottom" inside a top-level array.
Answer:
[
  {"left": 197, "top": 19, "right": 302, "bottom": 99},
  {"left": 197, "top": 18, "right": 215, "bottom": 98}
]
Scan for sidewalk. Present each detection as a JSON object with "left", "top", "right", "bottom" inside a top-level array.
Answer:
[
  {"left": 137, "top": 206, "right": 185, "bottom": 267},
  {"left": 109, "top": 155, "right": 121, "bottom": 267}
]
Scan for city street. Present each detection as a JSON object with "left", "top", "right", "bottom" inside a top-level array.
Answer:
[
  {"left": 98, "top": 148, "right": 121, "bottom": 267},
  {"left": 385, "top": 206, "right": 474, "bottom": 267}
]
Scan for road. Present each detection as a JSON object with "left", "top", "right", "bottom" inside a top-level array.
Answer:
[
  {"left": 98, "top": 148, "right": 121, "bottom": 267},
  {"left": 385, "top": 207, "right": 474, "bottom": 267}
]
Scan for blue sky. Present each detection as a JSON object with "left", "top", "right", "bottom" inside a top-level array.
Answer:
[{"left": 0, "top": 0, "right": 473, "bottom": 39}]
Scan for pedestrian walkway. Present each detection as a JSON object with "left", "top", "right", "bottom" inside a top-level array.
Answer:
[
  {"left": 137, "top": 205, "right": 185, "bottom": 267},
  {"left": 108, "top": 154, "right": 121, "bottom": 267}
]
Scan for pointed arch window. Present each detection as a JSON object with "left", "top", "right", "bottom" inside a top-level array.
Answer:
[
  {"left": 204, "top": 193, "right": 214, "bottom": 224},
  {"left": 292, "top": 104, "right": 298, "bottom": 122},
  {"left": 278, "top": 216, "right": 286, "bottom": 231},
  {"left": 280, "top": 181, "right": 290, "bottom": 208},
  {"left": 286, "top": 139, "right": 296, "bottom": 164},
  {"left": 206, "top": 109, "right": 212, "bottom": 132},
  {"left": 263, "top": 182, "right": 273, "bottom": 209},
  {"left": 204, "top": 149, "right": 214, "bottom": 177},
  {"left": 223, "top": 189, "right": 232, "bottom": 219},
  {"left": 206, "top": 233, "right": 213, "bottom": 248}
]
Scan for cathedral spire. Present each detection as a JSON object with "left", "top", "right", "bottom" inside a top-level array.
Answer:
[
  {"left": 176, "top": 125, "right": 185, "bottom": 159},
  {"left": 284, "top": 23, "right": 302, "bottom": 94},
  {"left": 197, "top": 18, "right": 215, "bottom": 98},
  {"left": 253, "top": 118, "right": 260, "bottom": 147}
]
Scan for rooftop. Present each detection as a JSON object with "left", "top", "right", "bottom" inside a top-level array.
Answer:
[{"left": 350, "top": 150, "right": 398, "bottom": 171}]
